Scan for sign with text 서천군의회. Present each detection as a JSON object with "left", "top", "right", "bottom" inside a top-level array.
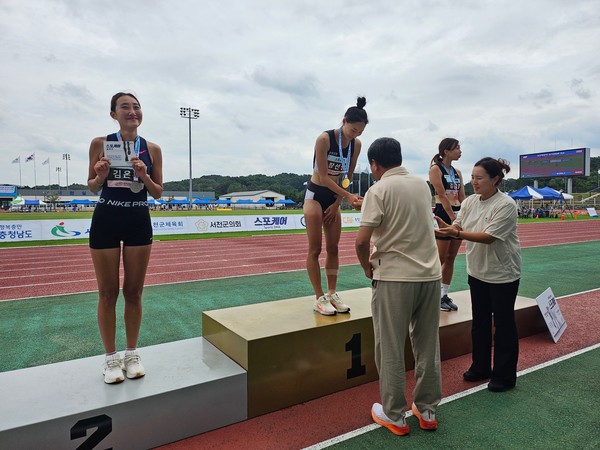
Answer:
[{"left": 0, "top": 213, "right": 363, "bottom": 242}]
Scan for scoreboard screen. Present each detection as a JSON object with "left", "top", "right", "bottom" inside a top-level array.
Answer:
[{"left": 519, "top": 148, "right": 590, "bottom": 179}]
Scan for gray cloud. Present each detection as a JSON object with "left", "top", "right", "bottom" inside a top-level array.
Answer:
[
  {"left": 519, "top": 89, "right": 554, "bottom": 108},
  {"left": 48, "top": 82, "right": 93, "bottom": 102},
  {"left": 250, "top": 66, "right": 320, "bottom": 100},
  {"left": 570, "top": 78, "right": 592, "bottom": 99}
]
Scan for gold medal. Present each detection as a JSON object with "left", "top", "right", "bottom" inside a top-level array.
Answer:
[{"left": 341, "top": 177, "right": 350, "bottom": 189}]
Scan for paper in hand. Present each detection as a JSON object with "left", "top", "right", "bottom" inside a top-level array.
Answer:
[{"left": 104, "top": 141, "right": 136, "bottom": 168}]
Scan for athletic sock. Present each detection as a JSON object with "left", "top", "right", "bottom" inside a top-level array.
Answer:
[{"left": 441, "top": 284, "right": 450, "bottom": 297}]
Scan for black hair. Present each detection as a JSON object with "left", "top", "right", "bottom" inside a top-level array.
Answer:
[
  {"left": 344, "top": 97, "right": 369, "bottom": 124},
  {"left": 367, "top": 137, "right": 402, "bottom": 168},
  {"left": 110, "top": 92, "right": 140, "bottom": 112},
  {"left": 430, "top": 138, "right": 459, "bottom": 167},
  {"left": 474, "top": 157, "right": 511, "bottom": 186}
]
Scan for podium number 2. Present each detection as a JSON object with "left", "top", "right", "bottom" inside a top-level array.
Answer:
[
  {"left": 345, "top": 332, "right": 366, "bottom": 378},
  {"left": 70, "top": 414, "right": 112, "bottom": 450}
]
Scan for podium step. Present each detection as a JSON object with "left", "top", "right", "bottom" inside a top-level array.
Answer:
[
  {"left": 203, "top": 288, "right": 545, "bottom": 418},
  {"left": 0, "top": 338, "right": 247, "bottom": 450}
]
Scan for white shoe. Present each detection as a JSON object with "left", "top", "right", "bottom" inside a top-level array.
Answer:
[
  {"left": 123, "top": 350, "right": 145, "bottom": 379},
  {"left": 103, "top": 353, "right": 124, "bottom": 384},
  {"left": 313, "top": 295, "right": 336, "bottom": 315},
  {"left": 328, "top": 292, "right": 350, "bottom": 313}
]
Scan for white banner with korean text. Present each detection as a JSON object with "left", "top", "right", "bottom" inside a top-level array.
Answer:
[{"left": 0, "top": 213, "right": 363, "bottom": 242}]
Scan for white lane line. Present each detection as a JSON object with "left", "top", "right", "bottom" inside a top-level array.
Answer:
[{"left": 303, "top": 342, "right": 600, "bottom": 449}]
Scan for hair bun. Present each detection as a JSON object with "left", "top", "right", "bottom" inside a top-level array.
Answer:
[{"left": 356, "top": 97, "right": 367, "bottom": 109}]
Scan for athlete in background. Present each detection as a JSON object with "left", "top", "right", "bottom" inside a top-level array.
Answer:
[{"left": 429, "top": 138, "right": 465, "bottom": 311}]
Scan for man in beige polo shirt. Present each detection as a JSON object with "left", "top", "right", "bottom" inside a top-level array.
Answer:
[{"left": 355, "top": 137, "right": 442, "bottom": 436}]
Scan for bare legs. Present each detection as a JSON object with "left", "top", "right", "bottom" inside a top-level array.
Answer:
[
  {"left": 91, "top": 244, "right": 152, "bottom": 353},
  {"left": 436, "top": 238, "right": 462, "bottom": 286},
  {"left": 304, "top": 200, "right": 342, "bottom": 298}
]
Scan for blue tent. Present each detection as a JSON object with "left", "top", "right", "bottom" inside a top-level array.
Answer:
[
  {"left": 276, "top": 199, "right": 296, "bottom": 204},
  {"left": 508, "top": 186, "right": 544, "bottom": 200},
  {"left": 193, "top": 197, "right": 215, "bottom": 204},
  {"left": 168, "top": 198, "right": 189, "bottom": 205},
  {"left": 540, "top": 186, "right": 573, "bottom": 200},
  {"left": 68, "top": 199, "right": 96, "bottom": 205},
  {"left": 24, "top": 199, "right": 47, "bottom": 206},
  {"left": 535, "top": 187, "right": 562, "bottom": 200}
]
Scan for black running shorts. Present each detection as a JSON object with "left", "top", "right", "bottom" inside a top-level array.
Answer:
[
  {"left": 304, "top": 181, "right": 337, "bottom": 212},
  {"left": 89, "top": 203, "right": 153, "bottom": 249},
  {"left": 434, "top": 203, "right": 461, "bottom": 241}
]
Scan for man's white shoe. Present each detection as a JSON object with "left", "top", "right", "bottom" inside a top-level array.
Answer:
[
  {"left": 103, "top": 353, "right": 124, "bottom": 384},
  {"left": 123, "top": 350, "right": 146, "bottom": 379}
]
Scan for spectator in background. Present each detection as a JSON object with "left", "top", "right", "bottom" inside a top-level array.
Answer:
[
  {"left": 356, "top": 137, "right": 442, "bottom": 435},
  {"left": 435, "top": 157, "right": 521, "bottom": 392}
]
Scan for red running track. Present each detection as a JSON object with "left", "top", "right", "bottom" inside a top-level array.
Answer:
[{"left": 1, "top": 220, "right": 599, "bottom": 301}]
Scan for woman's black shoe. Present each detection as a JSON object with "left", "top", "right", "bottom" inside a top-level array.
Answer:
[
  {"left": 487, "top": 380, "right": 515, "bottom": 392},
  {"left": 463, "top": 370, "right": 491, "bottom": 382}
]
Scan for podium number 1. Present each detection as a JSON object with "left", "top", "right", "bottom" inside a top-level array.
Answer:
[{"left": 345, "top": 332, "right": 366, "bottom": 378}]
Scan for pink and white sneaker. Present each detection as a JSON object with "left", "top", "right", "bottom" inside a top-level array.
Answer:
[
  {"left": 313, "top": 295, "right": 336, "bottom": 315},
  {"left": 328, "top": 292, "right": 350, "bottom": 313}
]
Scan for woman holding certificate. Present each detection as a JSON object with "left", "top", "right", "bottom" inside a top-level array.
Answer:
[
  {"left": 87, "top": 92, "right": 163, "bottom": 384},
  {"left": 304, "top": 97, "right": 367, "bottom": 315}
]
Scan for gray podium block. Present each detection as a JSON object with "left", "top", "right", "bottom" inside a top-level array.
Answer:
[{"left": 0, "top": 338, "right": 247, "bottom": 450}]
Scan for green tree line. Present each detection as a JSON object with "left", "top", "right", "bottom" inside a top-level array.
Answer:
[
  {"left": 164, "top": 173, "right": 311, "bottom": 203},
  {"left": 17, "top": 156, "right": 600, "bottom": 202}
]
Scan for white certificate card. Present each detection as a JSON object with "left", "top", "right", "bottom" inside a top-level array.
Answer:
[{"left": 104, "top": 141, "right": 136, "bottom": 168}]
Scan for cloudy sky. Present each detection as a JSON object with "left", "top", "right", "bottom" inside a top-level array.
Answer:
[{"left": 1, "top": 0, "right": 599, "bottom": 189}]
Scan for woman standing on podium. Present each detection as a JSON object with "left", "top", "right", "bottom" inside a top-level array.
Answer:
[
  {"left": 435, "top": 157, "right": 521, "bottom": 392},
  {"left": 87, "top": 92, "right": 163, "bottom": 384},
  {"left": 303, "top": 97, "right": 367, "bottom": 315}
]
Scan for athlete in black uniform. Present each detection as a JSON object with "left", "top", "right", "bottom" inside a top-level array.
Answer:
[
  {"left": 88, "top": 92, "right": 163, "bottom": 384},
  {"left": 429, "top": 138, "right": 465, "bottom": 312},
  {"left": 304, "top": 97, "right": 367, "bottom": 316}
]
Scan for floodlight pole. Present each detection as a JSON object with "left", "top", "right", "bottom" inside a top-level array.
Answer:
[
  {"left": 62, "top": 154, "right": 70, "bottom": 190},
  {"left": 180, "top": 107, "right": 200, "bottom": 209},
  {"left": 56, "top": 166, "right": 62, "bottom": 190}
]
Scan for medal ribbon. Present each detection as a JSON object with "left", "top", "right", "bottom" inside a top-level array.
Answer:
[
  {"left": 116, "top": 131, "right": 141, "bottom": 182},
  {"left": 337, "top": 126, "right": 351, "bottom": 183}
]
